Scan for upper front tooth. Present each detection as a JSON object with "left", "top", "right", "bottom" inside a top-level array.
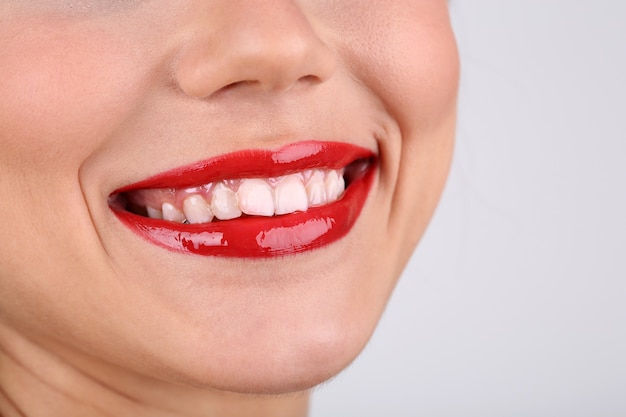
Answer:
[
  {"left": 274, "top": 174, "right": 308, "bottom": 215},
  {"left": 162, "top": 202, "right": 186, "bottom": 222},
  {"left": 183, "top": 195, "right": 213, "bottom": 224},
  {"left": 237, "top": 179, "right": 275, "bottom": 216},
  {"left": 325, "top": 170, "right": 345, "bottom": 201},
  {"left": 305, "top": 169, "right": 327, "bottom": 207},
  {"left": 211, "top": 183, "right": 242, "bottom": 220}
]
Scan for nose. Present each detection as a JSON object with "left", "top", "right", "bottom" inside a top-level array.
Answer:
[{"left": 174, "top": 1, "right": 337, "bottom": 98}]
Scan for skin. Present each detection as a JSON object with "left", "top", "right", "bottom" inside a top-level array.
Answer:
[{"left": 0, "top": 1, "right": 459, "bottom": 416}]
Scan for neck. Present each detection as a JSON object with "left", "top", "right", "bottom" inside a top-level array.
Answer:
[{"left": 0, "top": 321, "right": 309, "bottom": 417}]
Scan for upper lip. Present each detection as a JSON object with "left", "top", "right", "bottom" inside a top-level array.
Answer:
[{"left": 111, "top": 140, "right": 376, "bottom": 194}]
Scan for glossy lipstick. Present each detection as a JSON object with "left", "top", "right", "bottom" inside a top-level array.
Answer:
[{"left": 110, "top": 141, "right": 376, "bottom": 257}]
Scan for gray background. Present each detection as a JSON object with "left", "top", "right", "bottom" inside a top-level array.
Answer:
[{"left": 312, "top": 1, "right": 626, "bottom": 416}]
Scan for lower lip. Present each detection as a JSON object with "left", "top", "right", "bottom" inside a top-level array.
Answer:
[{"left": 110, "top": 145, "right": 376, "bottom": 258}]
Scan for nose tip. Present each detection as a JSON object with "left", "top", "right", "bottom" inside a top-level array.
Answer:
[{"left": 174, "top": 2, "right": 336, "bottom": 98}]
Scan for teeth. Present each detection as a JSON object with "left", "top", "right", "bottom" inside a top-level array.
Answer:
[
  {"left": 305, "top": 169, "right": 327, "bottom": 207},
  {"left": 162, "top": 202, "right": 186, "bottom": 222},
  {"left": 237, "top": 179, "right": 275, "bottom": 216},
  {"left": 131, "top": 168, "right": 350, "bottom": 223},
  {"left": 274, "top": 174, "right": 309, "bottom": 215},
  {"left": 146, "top": 206, "right": 163, "bottom": 219},
  {"left": 182, "top": 195, "right": 213, "bottom": 224},
  {"left": 325, "top": 170, "right": 345, "bottom": 201},
  {"left": 211, "top": 183, "right": 242, "bottom": 220}
]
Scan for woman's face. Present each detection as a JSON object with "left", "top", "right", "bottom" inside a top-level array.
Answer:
[{"left": 0, "top": 0, "right": 458, "bottom": 393}]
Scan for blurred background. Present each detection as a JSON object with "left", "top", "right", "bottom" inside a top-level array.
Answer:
[{"left": 312, "top": 1, "right": 626, "bottom": 416}]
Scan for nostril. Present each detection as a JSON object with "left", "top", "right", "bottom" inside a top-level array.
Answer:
[
  {"left": 297, "top": 74, "right": 322, "bottom": 85},
  {"left": 212, "top": 75, "right": 321, "bottom": 96},
  {"left": 215, "top": 80, "right": 257, "bottom": 95}
]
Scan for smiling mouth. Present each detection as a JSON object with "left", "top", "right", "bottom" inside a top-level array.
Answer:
[
  {"left": 109, "top": 141, "right": 376, "bottom": 257},
  {"left": 116, "top": 164, "right": 367, "bottom": 223}
]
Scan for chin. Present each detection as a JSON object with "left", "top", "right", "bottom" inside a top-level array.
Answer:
[
  {"left": 109, "top": 244, "right": 391, "bottom": 395},
  {"left": 134, "top": 292, "right": 380, "bottom": 395},
  {"left": 191, "top": 320, "right": 370, "bottom": 394}
]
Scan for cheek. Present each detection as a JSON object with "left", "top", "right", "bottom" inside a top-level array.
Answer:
[
  {"left": 0, "top": 17, "right": 157, "bottom": 330},
  {"left": 314, "top": 1, "right": 459, "bottom": 129},
  {"left": 345, "top": 3, "right": 459, "bottom": 260},
  {"left": 0, "top": 15, "right": 163, "bottom": 261},
  {"left": 0, "top": 16, "right": 153, "bottom": 170},
  {"left": 360, "top": 4, "right": 459, "bottom": 130}
]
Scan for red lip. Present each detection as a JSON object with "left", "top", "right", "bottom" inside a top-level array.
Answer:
[{"left": 110, "top": 141, "right": 376, "bottom": 257}]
